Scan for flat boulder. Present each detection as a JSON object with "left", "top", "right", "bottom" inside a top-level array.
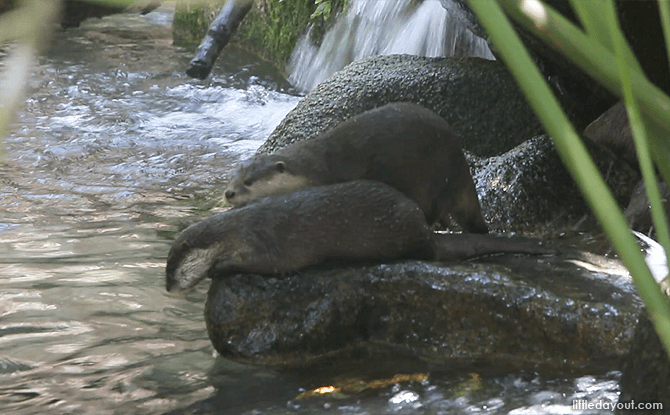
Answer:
[{"left": 205, "top": 251, "right": 640, "bottom": 369}]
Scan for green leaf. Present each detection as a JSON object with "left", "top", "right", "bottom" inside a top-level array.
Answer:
[{"left": 467, "top": 0, "right": 670, "bottom": 357}]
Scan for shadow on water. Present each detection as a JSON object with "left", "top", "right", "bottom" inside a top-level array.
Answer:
[
  {"left": 166, "top": 350, "right": 621, "bottom": 415},
  {"left": 0, "top": 5, "right": 625, "bottom": 415}
]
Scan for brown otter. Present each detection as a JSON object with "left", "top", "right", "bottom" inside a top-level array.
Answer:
[
  {"left": 167, "top": 180, "right": 554, "bottom": 292},
  {"left": 224, "top": 102, "right": 488, "bottom": 233}
]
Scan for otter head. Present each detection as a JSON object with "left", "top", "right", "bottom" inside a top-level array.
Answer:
[
  {"left": 224, "top": 154, "right": 314, "bottom": 206},
  {"left": 165, "top": 243, "right": 218, "bottom": 292},
  {"left": 165, "top": 216, "right": 230, "bottom": 292}
]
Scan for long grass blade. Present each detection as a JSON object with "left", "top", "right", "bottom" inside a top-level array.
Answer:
[
  {"left": 603, "top": 0, "right": 670, "bottom": 278},
  {"left": 467, "top": 0, "right": 670, "bottom": 356},
  {"left": 568, "top": 0, "right": 643, "bottom": 74},
  {"left": 499, "top": 0, "right": 670, "bottom": 145}
]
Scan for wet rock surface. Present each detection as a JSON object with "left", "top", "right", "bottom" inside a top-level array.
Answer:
[
  {"left": 205, "top": 252, "right": 640, "bottom": 369},
  {"left": 618, "top": 310, "right": 670, "bottom": 412},
  {"left": 258, "top": 54, "right": 544, "bottom": 158},
  {"left": 474, "top": 134, "right": 640, "bottom": 233}
]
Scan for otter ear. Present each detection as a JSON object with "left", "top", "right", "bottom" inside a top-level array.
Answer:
[
  {"left": 179, "top": 241, "right": 190, "bottom": 253},
  {"left": 275, "top": 161, "right": 286, "bottom": 173}
]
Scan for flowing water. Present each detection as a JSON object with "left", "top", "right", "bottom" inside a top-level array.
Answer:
[
  {"left": 288, "top": 0, "right": 495, "bottom": 92},
  {"left": 0, "top": 5, "right": 625, "bottom": 415}
]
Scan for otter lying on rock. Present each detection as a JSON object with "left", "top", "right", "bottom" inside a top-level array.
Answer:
[
  {"left": 224, "top": 102, "right": 488, "bottom": 233},
  {"left": 166, "top": 180, "right": 555, "bottom": 292}
]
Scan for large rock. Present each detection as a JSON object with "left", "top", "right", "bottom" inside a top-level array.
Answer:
[
  {"left": 618, "top": 310, "right": 670, "bottom": 413},
  {"left": 475, "top": 134, "right": 639, "bottom": 233},
  {"left": 584, "top": 102, "right": 637, "bottom": 169},
  {"left": 205, "top": 252, "right": 640, "bottom": 368},
  {"left": 584, "top": 101, "right": 670, "bottom": 238},
  {"left": 258, "top": 54, "right": 544, "bottom": 158},
  {"left": 625, "top": 180, "right": 670, "bottom": 238},
  {"left": 60, "top": 0, "right": 160, "bottom": 28}
]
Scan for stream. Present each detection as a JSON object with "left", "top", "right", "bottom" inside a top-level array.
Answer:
[{"left": 0, "top": 6, "right": 622, "bottom": 415}]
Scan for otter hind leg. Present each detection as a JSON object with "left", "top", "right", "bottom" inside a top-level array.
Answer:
[
  {"left": 449, "top": 183, "right": 488, "bottom": 234},
  {"left": 432, "top": 187, "right": 488, "bottom": 234},
  {"left": 452, "top": 208, "right": 488, "bottom": 234}
]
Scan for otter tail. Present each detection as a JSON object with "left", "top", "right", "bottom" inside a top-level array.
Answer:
[{"left": 431, "top": 233, "right": 558, "bottom": 261}]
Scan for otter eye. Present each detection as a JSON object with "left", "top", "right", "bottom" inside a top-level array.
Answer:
[
  {"left": 275, "top": 161, "right": 285, "bottom": 173},
  {"left": 243, "top": 178, "right": 253, "bottom": 186}
]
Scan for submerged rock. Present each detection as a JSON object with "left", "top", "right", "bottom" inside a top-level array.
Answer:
[
  {"left": 205, "top": 251, "right": 640, "bottom": 369},
  {"left": 60, "top": 0, "right": 161, "bottom": 28}
]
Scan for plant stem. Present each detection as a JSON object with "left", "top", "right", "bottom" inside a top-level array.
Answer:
[{"left": 467, "top": 0, "right": 670, "bottom": 356}]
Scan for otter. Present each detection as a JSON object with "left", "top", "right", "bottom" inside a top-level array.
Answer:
[
  {"left": 166, "top": 180, "right": 554, "bottom": 292},
  {"left": 224, "top": 102, "right": 488, "bottom": 233}
]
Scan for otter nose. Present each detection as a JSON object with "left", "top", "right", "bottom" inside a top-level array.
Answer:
[{"left": 225, "top": 189, "right": 235, "bottom": 200}]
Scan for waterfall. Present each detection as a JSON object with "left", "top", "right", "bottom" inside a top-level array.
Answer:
[{"left": 288, "top": 0, "right": 495, "bottom": 92}]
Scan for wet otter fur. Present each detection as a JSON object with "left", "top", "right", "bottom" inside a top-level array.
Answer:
[
  {"left": 224, "top": 102, "right": 488, "bottom": 233},
  {"left": 166, "top": 181, "right": 554, "bottom": 292}
]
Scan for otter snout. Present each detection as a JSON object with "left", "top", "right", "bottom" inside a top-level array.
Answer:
[
  {"left": 166, "top": 243, "right": 219, "bottom": 292},
  {"left": 224, "top": 188, "right": 235, "bottom": 201}
]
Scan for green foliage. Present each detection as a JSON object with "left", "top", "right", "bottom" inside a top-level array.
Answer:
[
  {"left": 311, "top": 0, "right": 333, "bottom": 21},
  {"left": 308, "top": 0, "right": 348, "bottom": 46},
  {"left": 74, "top": 0, "right": 136, "bottom": 6},
  {"left": 237, "top": 0, "right": 317, "bottom": 67},
  {"left": 171, "top": 0, "right": 348, "bottom": 71},
  {"left": 172, "top": 2, "right": 216, "bottom": 45},
  {"left": 467, "top": 0, "right": 670, "bottom": 356}
]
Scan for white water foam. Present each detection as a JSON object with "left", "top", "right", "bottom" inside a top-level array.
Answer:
[{"left": 288, "top": 0, "right": 494, "bottom": 92}]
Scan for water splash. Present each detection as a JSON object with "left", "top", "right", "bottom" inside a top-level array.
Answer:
[{"left": 288, "top": 0, "right": 494, "bottom": 92}]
